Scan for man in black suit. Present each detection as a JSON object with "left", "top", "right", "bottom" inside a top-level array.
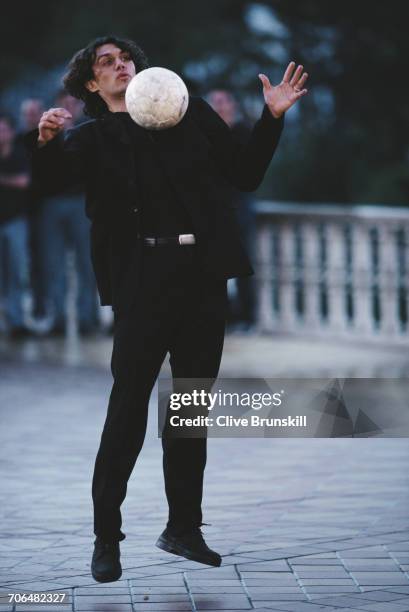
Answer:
[{"left": 26, "top": 35, "right": 308, "bottom": 582}]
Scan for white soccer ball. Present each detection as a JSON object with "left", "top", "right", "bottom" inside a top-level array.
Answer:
[{"left": 125, "top": 67, "right": 189, "bottom": 130}]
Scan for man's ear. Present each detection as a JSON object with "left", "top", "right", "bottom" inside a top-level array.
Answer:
[{"left": 85, "top": 79, "right": 99, "bottom": 93}]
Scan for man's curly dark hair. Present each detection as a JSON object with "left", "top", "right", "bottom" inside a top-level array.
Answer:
[{"left": 63, "top": 35, "right": 149, "bottom": 118}]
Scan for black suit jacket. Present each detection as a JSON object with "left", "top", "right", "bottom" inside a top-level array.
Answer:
[{"left": 25, "top": 96, "right": 284, "bottom": 313}]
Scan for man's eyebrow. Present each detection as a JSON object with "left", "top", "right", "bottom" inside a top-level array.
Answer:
[
  {"left": 95, "top": 50, "right": 130, "bottom": 61},
  {"left": 95, "top": 52, "right": 113, "bottom": 61}
]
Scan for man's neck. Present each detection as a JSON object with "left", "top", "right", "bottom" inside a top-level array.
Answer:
[{"left": 106, "top": 96, "right": 128, "bottom": 113}]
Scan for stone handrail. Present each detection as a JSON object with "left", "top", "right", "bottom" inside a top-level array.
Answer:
[{"left": 254, "top": 201, "right": 409, "bottom": 344}]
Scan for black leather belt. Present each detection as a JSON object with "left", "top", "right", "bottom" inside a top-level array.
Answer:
[{"left": 142, "top": 233, "right": 196, "bottom": 246}]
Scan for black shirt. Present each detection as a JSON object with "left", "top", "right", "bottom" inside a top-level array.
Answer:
[
  {"left": 116, "top": 112, "right": 194, "bottom": 237},
  {"left": 0, "top": 142, "right": 29, "bottom": 225}
]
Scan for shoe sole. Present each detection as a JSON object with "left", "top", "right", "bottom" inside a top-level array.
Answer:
[
  {"left": 155, "top": 535, "right": 221, "bottom": 567},
  {"left": 91, "top": 567, "right": 122, "bottom": 583}
]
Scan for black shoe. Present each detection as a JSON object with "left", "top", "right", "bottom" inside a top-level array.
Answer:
[
  {"left": 156, "top": 527, "right": 222, "bottom": 567},
  {"left": 91, "top": 537, "right": 122, "bottom": 583}
]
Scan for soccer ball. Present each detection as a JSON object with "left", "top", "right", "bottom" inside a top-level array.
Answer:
[{"left": 125, "top": 67, "right": 189, "bottom": 130}]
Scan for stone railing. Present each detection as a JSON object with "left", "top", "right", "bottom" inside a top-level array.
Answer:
[{"left": 255, "top": 201, "right": 409, "bottom": 344}]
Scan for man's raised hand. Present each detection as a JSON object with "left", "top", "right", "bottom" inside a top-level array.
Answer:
[
  {"left": 38, "top": 108, "right": 72, "bottom": 146},
  {"left": 259, "top": 62, "right": 308, "bottom": 119}
]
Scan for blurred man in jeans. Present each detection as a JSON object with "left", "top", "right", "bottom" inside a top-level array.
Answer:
[
  {"left": 0, "top": 113, "right": 31, "bottom": 338},
  {"left": 39, "top": 91, "right": 98, "bottom": 336},
  {"left": 19, "top": 98, "right": 47, "bottom": 319},
  {"left": 207, "top": 90, "right": 256, "bottom": 331}
]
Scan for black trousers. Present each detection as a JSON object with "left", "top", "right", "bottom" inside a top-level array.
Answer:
[{"left": 92, "top": 245, "right": 228, "bottom": 543}]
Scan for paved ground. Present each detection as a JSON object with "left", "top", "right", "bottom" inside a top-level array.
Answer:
[
  {"left": 1, "top": 334, "right": 409, "bottom": 611},
  {"left": 1, "top": 331, "right": 409, "bottom": 377}
]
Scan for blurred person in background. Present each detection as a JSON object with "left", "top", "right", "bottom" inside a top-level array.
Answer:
[
  {"left": 38, "top": 89, "right": 98, "bottom": 336},
  {"left": 0, "top": 113, "right": 31, "bottom": 338},
  {"left": 207, "top": 89, "right": 256, "bottom": 331},
  {"left": 20, "top": 99, "right": 44, "bottom": 133},
  {"left": 19, "top": 98, "right": 47, "bottom": 319}
]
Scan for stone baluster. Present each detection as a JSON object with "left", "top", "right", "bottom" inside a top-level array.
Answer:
[
  {"left": 352, "top": 221, "right": 374, "bottom": 335},
  {"left": 378, "top": 222, "right": 401, "bottom": 337},
  {"left": 277, "top": 222, "right": 297, "bottom": 332},
  {"left": 325, "top": 222, "right": 348, "bottom": 333},
  {"left": 302, "top": 222, "right": 322, "bottom": 331},
  {"left": 255, "top": 221, "right": 274, "bottom": 332},
  {"left": 402, "top": 225, "right": 409, "bottom": 331}
]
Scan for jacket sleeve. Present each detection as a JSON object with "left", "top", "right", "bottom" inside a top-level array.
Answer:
[
  {"left": 193, "top": 96, "right": 284, "bottom": 192},
  {"left": 24, "top": 124, "right": 90, "bottom": 196}
]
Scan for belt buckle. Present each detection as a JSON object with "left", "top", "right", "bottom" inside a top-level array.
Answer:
[{"left": 178, "top": 233, "right": 195, "bottom": 245}]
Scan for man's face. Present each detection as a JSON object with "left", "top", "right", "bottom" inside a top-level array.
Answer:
[
  {"left": 0, "top": 119, "right": 14, "bottom": 147},
  {"left": 207, "top": 90, "right": 237, "bottom": 126},
  {"left": 86, "top": 44, "right": 136, "bottom": 100},
  {"left": 56, "top": 94, "right": 83, "bottom": 126},
  {"left": 20, "top": 100, "right": 44, "bottom": 131}
]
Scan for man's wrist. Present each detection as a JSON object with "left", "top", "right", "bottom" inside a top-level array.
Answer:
[{"left": 267, "top": 105, "right": 283, "bottom": 119}]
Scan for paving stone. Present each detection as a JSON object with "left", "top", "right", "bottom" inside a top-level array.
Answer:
[
  {"left": 131, "top": 577, "right": 186, "bottom": 585},
  {"left": 308, "top": 595, "right": 374, "bottom": 607},
  {"left": 387, "top": 543, "right": 409, "bottom": 551},
  {"left": 75, "top": 594, "right": 131, "bottom": 603},
  {"left": 218, "top": 555, "right": 260, "bottom": 565},
  {"left": 305, "top": 587, "right": 360, "bottom": 594},
  {"left": 76, "top": 587, "right": 130, "bottom": 595},
  {"left": 291, "top": 554, "right": 339, "bottom": 561},
  {"left": 349, "top": 590, "right": 409, "bottom": 602},
  {"left": 190, "top": 587, "right": 247, "bottom": 594},
  {"left": 252, "top": 602, "right": 337, "bottom": 611},
  {"left": 249, "top": 594, "right": 308, "bottom": 602},
  {"left": 241, "top": 572, "right": 298, "bottom": 580},
  {"left": 354, "top": 602, "right": 409, "bottom": 612},
  {"left": 132, "top": 586, "right": 190, "bottom": 594},
  {"left": 132, "top": 604, "right": 192, "bottom": 611},
  {"left": 246, "top": 587, "right": 305, "bottom": 596},
  {"left": 186, "top": 567, "right": 238, "bottom": 579},
  {"left": 350, "top": 573, "right": 409, "bottom": 586},
  {"left": 300, "top": 579, "right": 355, "bottom": 586},
  {"left": 14, "top": 608, "right": 72, "bottom": 612},
  {"left": 237, "top": 561, "right": 290, "bottom": 572},
  {"left": 132, "top": 594, "right": 191, "bottom": 602},
  {"left": 193, "top": 595, "right": 251, "bottom": 609},
  {"left": 343, "top": 560, "right": 401, "bottom": 571},
  {"left": 289, "top": 559, "right": 342, "bottom": 566},
  {"left": 244, "top": 580, "right": 299, "bottom": 587},
  {"left": 75, "top": 604, "right": 133, "bottom": 611},
  {"left": 339, "top": 549, "right": 393, "bottom": 559},
  {"left": 187, "top": 580, "right": 244, "bottom": 586},
  {"left": 385, "top": 587, "right": 409, "bottom": 595},
  {"left": 293, "top": 569, "right": 350, "bottom": 577}
]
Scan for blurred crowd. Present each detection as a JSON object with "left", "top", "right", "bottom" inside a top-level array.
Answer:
[
  {"left": 0, "top": 88, "right": 257, "bottom": 341},
  {"left": 0, "top": 93, "right": 99, "bottom": 339}
]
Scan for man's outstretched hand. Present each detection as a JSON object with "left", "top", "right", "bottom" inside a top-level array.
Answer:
[{"left": 259, "top": 62, "right": 308, "bottom": 119}]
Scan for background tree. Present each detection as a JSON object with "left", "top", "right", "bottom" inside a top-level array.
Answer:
[{"left": 1, "top": 0, "right": 407, "bottom": 204}]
